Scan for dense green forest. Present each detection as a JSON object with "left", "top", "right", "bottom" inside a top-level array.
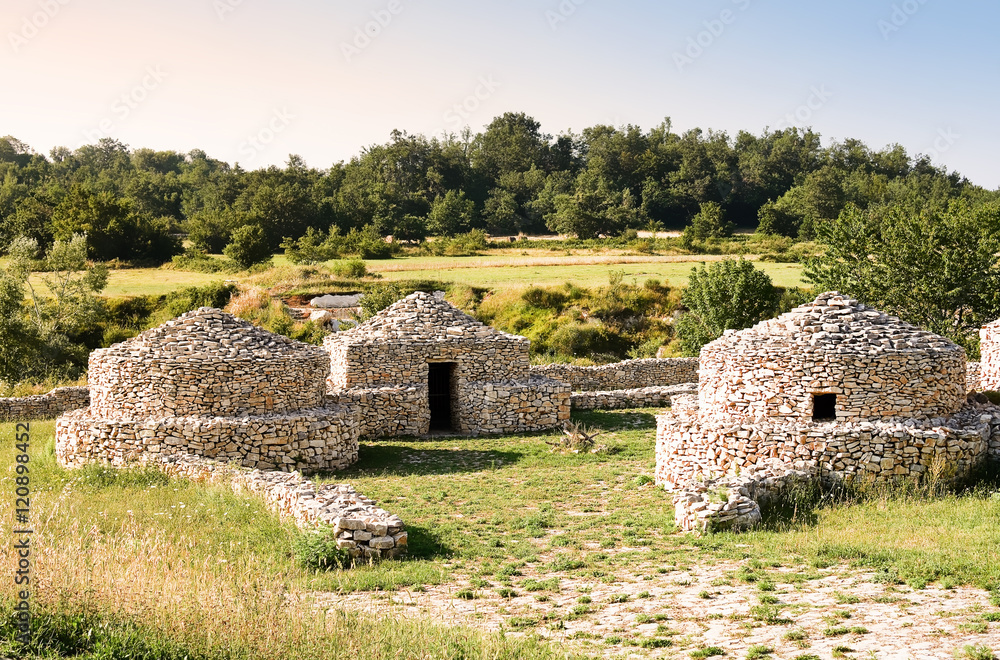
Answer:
[{"left": 3, "top": 112, "right": 997, "bottom": 263}]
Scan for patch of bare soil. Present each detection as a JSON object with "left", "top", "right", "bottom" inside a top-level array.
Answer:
[{"left": 311, "top": 560, "right": 1000, "bottom": 659}]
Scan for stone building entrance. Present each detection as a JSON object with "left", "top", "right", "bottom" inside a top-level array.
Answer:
[{"left": 428, "top": 362, "right": 456, "bottom": 431}]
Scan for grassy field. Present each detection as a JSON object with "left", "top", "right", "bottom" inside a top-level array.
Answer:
[{"left": 3, "top": 413, "right": 998, "bottom": 658}]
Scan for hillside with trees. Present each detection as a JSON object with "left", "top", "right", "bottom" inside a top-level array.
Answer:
[{"left": 3, "top": 113, "right": 997, "bottom": 263}]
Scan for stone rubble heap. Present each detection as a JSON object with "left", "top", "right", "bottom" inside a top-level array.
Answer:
[
  {"left": 325, "top": 292, "right": 569, "bottom": 437},
  {"left": 530, "top": 358, "right": 699, "bottom": 392},
  {"left": 0, "top": 386, "right": 89, "bottom": 422},
  {"left": 57, "top": 308, "right": 359, "bottom": 473},
  {"left": 158, "top": 453, "right": 405, "bottom": 559},
  {"left": 671, "top": 460, "right": 815, "bottom": 532},
  {"left": 570, "top": 384, "right": 697, "bottom": 410}
]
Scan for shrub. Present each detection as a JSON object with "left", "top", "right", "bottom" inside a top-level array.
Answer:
[
  {"left": 332, "top": 259, "right": 368, "bottom": 279},
  {"left": 170, "top": 249, "right": 238, "bottom": 273},
  {"left": 358, "top": 283, "right": 407, "bottom": 321},
  {"left": 293, "top": 529, "right": 351, "bottom": 571},
  {"left": 165, "top": 283, "right": 237, "bottom": 317},
  {"left": 223, "top": 224, "right": 272, "bottom": 269}
]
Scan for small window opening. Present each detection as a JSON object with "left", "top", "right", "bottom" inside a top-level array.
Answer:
[{"left": 812, "top": 393, "right": 837, "bottom": 421}]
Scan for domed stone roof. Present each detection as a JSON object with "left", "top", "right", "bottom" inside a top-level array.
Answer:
[
  {"left": 99, "top": 307, "right": 326, "bottom": 361},
  {"left": 711, "top": 292, "right": 960, "bottom": 355},
  {"left": 339, "top": 292, "right": 525, "bottom": 343}
]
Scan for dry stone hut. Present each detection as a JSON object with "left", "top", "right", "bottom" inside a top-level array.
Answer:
[
  {"left": 657, "top": 292, "right": 1000, "bottom": 514},
  {"left": 57, "top": 308, "right": 359, "bottom": 472},
  {"left": 325, "top": 291, "right": 570, "bottom": 437},
  {"left": 980, "top": 319, "right": 1000, "bottom": 392}
]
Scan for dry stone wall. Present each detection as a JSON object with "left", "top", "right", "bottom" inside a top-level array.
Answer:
[
  {"left": 571, "top": 384, "right": 697, "bottom": 410},
  {"left": 0, "top": 387, "right": 89, "bottom": 422},
  {"left": 967, "top": 362, "right": 982, "bottom": 393},
  {"left": 57, "top": 406, "right": 358, "bottom": 472},
  {"left": 530, "top": 358, "right": 699, "bottom": 392},
  {"left": 326, "top": 293, "right": 569, "bottom": 437},
  {"left": 57, "top": 308, "right": 361, "bottom": 473},
  {"left": 981, "top": 321, "right": 1000, "bottom": 391},
  {"left": 156, "top": 454, "right": 406, "bottom": 559}
]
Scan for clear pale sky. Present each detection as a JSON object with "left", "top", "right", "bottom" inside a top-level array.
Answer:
[{"left": 3, "top": 0, "right": 996, "bottom": 188}]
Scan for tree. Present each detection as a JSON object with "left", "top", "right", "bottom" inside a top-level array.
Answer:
[
  {"left": 223, "top": 224, "right": 272, "bottom": 269},
  {"left": 675, "top": 258, "right": 779, "bottom": 356},
  {"left": 804, "top": 202, "right": 1000, "bottom": 355},
  {"left": 427, "top": 190, "right": 474, "bottom": 236},
  {"left": 683, "top": 201, "right": 734, "bottom": 242}
]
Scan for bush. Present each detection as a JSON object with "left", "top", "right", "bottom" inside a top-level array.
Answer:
[
  {"left": 332, "top": 259, "right": 368, "bottom": 279},
  {"left": 223, "top": 224, "right": 272, "bottom": 269},
  {"left": 293, "top": 529, "right": 352, "bottom": 571},
  {"left": 359, "top": 283, "right": 407, "bottom": 321},
  {"left": 281, "top": 227, "right": 340, "bottom": 265},
  {"left": 675, "top": 258, "right": 779, "bottom": 356},
  {"left": 165, "top": 282, "right": 238, "bottom": 317},
  {"left": 170, "top": 249, "right": 238, "bottom": 273}
]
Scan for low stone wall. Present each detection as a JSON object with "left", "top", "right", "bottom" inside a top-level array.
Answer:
[
  {"left": 656, "top": 404, "right": 1000, "bottom": 492},
  {"left": 968, "top": 361, "right": 982, "bottom": 392},
  {"left": 0, "top": 387, "right": 90, "bottom": 422},
  {"left": 330, "top": 377, "right": 570, "bottom": 438},
  {"left": 328, "top": 387, "right": 427, "bottom": 438},
  {"left": 56, "top": 406, "right": 359, "bottom": 473},
  {"left": 458, "top": 376, "right": 569, "bottom": 435},
  {"left": 154, "top": 454, "right": 405, "bottom": 559},
  {"left": 571, "top": 384, "right": 698, "bottom": 410},
  {"left": 530, "top": 358, "right": 699, "bottom": 392}
]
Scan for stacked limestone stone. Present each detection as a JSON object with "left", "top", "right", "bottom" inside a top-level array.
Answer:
[
  {"left": 657, "top": 292, "right": 1000, "bottom": 530},
  {"left": 571, "top": 384, "right": 697, "bottom": 410},
  {"left": 980, "top": 320, "right": 1000, "bottom": 391},
  {"left": 530, "top": 358, "right": 699, "bottom": 392},
  {"left": 0, "top": 386, "right": 89, "bottom": 422},
  {"left": 57, "top": 308, "right": 359, "bottom": 473},
  {"left": 325, "top": 292, "right": 569, "bottom": 437}
]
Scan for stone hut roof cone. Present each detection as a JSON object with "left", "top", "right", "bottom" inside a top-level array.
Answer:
[
  {"left": 710, "top": 291, "right": 962, "bottom": 355},
  {"left": 340, "top": 291, "right": 526, "bottom": 343},
  {"left": 98, "top": 307, "right": 326, "bottom": 360}
]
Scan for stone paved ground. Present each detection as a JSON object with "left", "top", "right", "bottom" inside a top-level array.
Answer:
[{"left": 313, "top": 558, "right": 1000, "bottom": 659}]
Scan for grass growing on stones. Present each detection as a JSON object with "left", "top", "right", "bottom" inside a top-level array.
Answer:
[{"left": 3, "top": 411, "right": 1000, "bottom": 657}]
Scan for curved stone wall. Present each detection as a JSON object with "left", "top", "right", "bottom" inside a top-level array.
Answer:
[
  {"left": 655, "top": 405, "right": 997, "bottom": 491},
  {"left": 698, "top": 343, "right": 966, "bottom": 423},
  {"left": 88, "top": 353, "right": 329, "bottom": 418},
  {"left": 56, "top": 406, "right": 358, "bottom": 472}
]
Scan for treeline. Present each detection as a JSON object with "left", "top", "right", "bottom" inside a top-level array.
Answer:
[{"left": 2, "top": 112, "right": 996, "bottom": 263}]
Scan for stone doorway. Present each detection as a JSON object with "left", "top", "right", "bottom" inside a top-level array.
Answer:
[{"left": 428, "top": 362, "right": 456, "bottom": 431}]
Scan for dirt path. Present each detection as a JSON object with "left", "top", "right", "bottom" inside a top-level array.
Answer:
[{"left": 311, "top": 559, "right": 999, "bottom": 659}]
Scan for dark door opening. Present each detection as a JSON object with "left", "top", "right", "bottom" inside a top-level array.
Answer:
[
  {"left": 428, "top": 362, "right": 455, "bottom": 431},
  {"left": 812, "top": 393, "right": 837, "bottom": 421}
]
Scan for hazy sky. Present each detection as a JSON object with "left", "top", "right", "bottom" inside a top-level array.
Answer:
[{"left": 3, "top": 0, "right": 997, "bottom": 187}]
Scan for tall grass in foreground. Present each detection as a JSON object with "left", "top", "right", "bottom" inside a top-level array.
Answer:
[{"left": 0, "top": 422, "right": 572, "bottom": 659}]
